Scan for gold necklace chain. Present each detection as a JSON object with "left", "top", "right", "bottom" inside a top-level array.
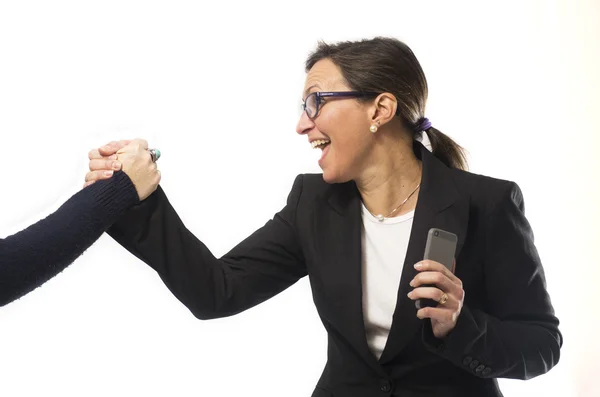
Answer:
[{"left": 366, "top": 182, "right": 421, "bottom": 222}]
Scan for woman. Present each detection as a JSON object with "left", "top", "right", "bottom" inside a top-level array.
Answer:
[
  {"left": 87, "top": 37, "right": 561, "bottom": 396},
  {"left": 0, "top": 139, "right": 160, "bottom": 307}
]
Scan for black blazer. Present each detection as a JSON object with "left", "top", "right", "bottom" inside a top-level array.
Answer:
[{"left": 107, "top": 142, "right": 561, "bottom": 397}]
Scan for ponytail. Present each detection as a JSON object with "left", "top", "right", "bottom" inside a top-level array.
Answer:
[{"left": 425, "top": 127, "right": 468, "bottom": 170}]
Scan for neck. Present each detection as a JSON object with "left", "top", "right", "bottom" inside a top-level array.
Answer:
[{"left": 356, "top": 134, "right": 422, "bottom": 218}]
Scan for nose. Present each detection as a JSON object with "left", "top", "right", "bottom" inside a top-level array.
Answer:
[{"left": 296, "top": 110, "right": 314, "bottom": 135}]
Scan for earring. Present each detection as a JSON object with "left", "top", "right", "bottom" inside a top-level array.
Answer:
[{"left": 370, "top": 124, "right": 378, "bottom": 133}]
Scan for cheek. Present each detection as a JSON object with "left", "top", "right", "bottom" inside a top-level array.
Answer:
[
  {"left": 319, "top": 107, "right": 367, "bottom": 143},
  {"left": 335, "top": 117, "right": 369, "bottom": 153},
  {"left": 317, "top": 108, "right": 370, "bottom": 168},
  {"left": 315, "top": 107, "right": 339, "bottom": 131},
  {"left": 336, "top": 137, "right": 368, "bottom": 169}
]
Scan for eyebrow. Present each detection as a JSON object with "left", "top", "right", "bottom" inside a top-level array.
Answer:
[{"left": 303, "top": 84, "right": 321, "bottom": 98}]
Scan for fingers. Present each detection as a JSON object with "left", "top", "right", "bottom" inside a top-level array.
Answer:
[
  {"left": 89, "top": 149, "right": 117, "bottom": 161},
  {"left": 410, "top": 268, "right": 465, "bottom": 304},
  {"left": 98, "top": 140, "right": 132, "bottom": 157},
  {"left": 93, "top": 139, "right": 147, "bottom": 160},
  {"left": 89, "top": 158, "right": 122, "bottom": 172},
  {"left": 412, "top": 261, "right": 465, "bottom": 338},
  {"left": 85, "top": 169, "right": 115, "bottom": 183},
  {"left": 408, "top": 286, "right": 447, "bottom": 302},
  {"left": 84, "top": 138, "right": 156, "bottom": 200},
  {"left": 410, "top": 271, "right": 456, "bottom": 294},
  {"left": 416, "top": 306, "right": 459, "bottom": 323},
  {"left": 410, "top": 260, "right": 465, "bottom": 317},
  {"left": 98, "top": 141, "right": 120, "bottom": 157},
  {"left": 408, "top": 286, "right": 458, "bottom": 308},
  {"left": 415, "top": 260, "right": 462, "bottom": 286}
]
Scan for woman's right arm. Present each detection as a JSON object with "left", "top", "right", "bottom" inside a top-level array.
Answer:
[{"left": 106, "top": 175, "right": 307, "bottom": 319}]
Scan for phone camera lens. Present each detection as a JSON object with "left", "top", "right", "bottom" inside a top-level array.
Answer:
[{"left": 434, "top": 231, "right": 439, "bottom": 237}]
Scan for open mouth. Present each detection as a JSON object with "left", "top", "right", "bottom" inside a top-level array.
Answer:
[
  {"left": 311, "top": 139, "right": 331, "bottom": 165},
  {"left": 311, "top": 139, "right": 331, "bottom": 150}
]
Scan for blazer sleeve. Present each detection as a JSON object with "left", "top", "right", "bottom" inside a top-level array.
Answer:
[
  {"left": 0, "top": 171, "right": 139, "bottom": 306},
  {"left": 423, "top": 181, "right": 562, "bottom": 380},
  {"left": 106, "top": 175, "right": 307, "bottom": 319}
]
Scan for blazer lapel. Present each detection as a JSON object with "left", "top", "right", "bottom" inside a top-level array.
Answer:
[
  {"left": 378, "top": 143, "right": 469, "bottom": 364},
  {"left": 313, "top": 180, "right": 387, "bottom": 377},
  {"left": 312, "top": 142, "right": 469, "bottom": 373}
]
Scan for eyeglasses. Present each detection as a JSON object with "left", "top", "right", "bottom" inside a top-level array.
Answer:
[{"left": 301, "top": 91, "right": 380, "bottom": 119}]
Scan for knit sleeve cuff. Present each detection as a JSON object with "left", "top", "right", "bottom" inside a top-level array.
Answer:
[{"left": 86, "top": 171, "right": 140, "bottom": 227}]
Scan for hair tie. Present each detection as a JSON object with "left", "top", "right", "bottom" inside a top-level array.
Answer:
[{"left": 414, "top": 117, "right": 432, "bottom": 132}]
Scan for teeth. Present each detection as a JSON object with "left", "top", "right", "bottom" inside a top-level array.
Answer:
[{"left": 311, "top": 139, "right": 331, "bottom": 149}]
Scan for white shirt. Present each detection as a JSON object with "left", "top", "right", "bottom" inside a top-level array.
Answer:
[{"left": 360, "top": 203, "right": 415, "bottom": 359}]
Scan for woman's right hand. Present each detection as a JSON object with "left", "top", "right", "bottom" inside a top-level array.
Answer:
[{"left": 85, "top": 139, "right": 161, "bottom": 201}]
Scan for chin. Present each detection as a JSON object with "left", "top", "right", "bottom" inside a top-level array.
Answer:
[{"left": 321, "top": 168, "right": 352, "bottom": 184}]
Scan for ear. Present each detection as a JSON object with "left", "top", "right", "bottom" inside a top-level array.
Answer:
[{"left": 368, "top": 93, "right": 398, "bottom": 126}]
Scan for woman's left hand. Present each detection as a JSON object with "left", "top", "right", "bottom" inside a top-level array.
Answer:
[{"left": 407, "top": 260, "right": 465, "bottom": 338}]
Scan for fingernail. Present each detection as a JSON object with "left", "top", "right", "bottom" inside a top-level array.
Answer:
[
  {"left": 112, "top": 162, "right": 121, "bottom": 170},
  {"left": 103, "top": 146, "right": 111, "bottom": 151},
  {"left": 109, "top": 154, "right": 117, "bottom": 160},
  {"left": 407, "top": 291, "right": 413, "bottom": 298},
  {"left": 409, "top": 280, "right": 415, "bottom": 287},
  {"left": 414, "top": 263, "right": 423, "bottom": 270},
  {"left": 104, "top": 170, "right": 114, "bottom": 177}
]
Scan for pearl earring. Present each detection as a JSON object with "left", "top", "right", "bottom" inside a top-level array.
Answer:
[{"left": 370, "top": 124, "right": 378, "bottom": 133}]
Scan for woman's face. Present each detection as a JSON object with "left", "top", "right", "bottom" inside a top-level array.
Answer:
[{"left": 296, "top": 59, "right": 375, "bottom": 184}]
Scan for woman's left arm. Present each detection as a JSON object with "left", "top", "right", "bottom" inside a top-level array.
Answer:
[{"left": 419, "top": 182, "right": 562, "bottom": 379}]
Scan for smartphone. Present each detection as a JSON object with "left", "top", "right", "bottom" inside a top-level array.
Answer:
[{"left": 415, "top": 228, "right": 458, "bottom": 310}]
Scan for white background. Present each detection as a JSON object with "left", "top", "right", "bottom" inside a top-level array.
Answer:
[{"left": 0, "top": 1, "right": 598, "bottom": 396}]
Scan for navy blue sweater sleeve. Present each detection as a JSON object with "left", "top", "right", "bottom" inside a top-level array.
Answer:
[{"left": 0, "top": 171, "right": 139, "bottom": 306}]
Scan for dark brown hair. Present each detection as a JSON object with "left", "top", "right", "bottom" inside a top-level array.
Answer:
[{"left": 305, "top": 37, "right": 467, "bottom": 170}]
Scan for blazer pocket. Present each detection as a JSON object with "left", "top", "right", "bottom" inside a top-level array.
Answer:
[{"left": 311, "top": 386, "right": 333, "bottom": 397}]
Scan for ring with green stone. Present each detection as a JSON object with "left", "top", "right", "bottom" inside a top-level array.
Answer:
[{"left": 149, "top": 148, "right": 161, "bottom": 162}]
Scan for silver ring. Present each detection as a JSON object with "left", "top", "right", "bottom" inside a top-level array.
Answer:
[{"left": 149, "top": 148, "right": 161, "bottom": 162}]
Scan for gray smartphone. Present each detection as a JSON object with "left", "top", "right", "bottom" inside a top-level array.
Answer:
[{"left": 415, "top": 228, "right": 458, "bottom": 310}]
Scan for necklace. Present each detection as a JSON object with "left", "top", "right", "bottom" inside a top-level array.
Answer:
[{"left": 365, "top": 182, "right": 421, "bottom": 222}]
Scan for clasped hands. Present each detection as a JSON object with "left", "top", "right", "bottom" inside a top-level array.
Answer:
[{"left": 84, "top": 139, "right": 160, "bottom": 201}]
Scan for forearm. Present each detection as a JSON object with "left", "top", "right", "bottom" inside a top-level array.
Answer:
[
  {"left": 107, "top": 186, "right": 232, "bottom": 317},
  {"left": 107, "top": 177, "right": 306, "bottom": 319},
  {"left": 0, "top": 171, "right": 138, "bottom": 306}
]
